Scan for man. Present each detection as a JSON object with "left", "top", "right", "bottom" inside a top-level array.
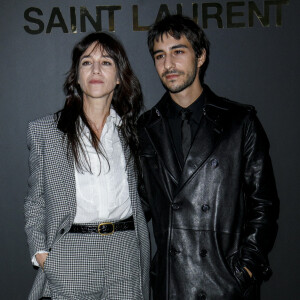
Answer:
[{"left": 138, "top": 14, "right": 279, "bottom": 300}]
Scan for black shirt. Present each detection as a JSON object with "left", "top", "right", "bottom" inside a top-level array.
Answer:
[{"left": 166, "top": 92, "right": 205, "bottom": 167}]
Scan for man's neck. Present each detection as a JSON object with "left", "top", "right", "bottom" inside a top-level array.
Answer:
[{"left": 169, "top": 83, "right": 203, "bottom": 108}]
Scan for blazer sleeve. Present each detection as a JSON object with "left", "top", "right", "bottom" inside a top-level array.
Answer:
[
  {"left": 238, "top": 111, "right": 279, "bottom": 282},
  {"left": 24, "top": 121, "right": 47, "bottom": 259}
]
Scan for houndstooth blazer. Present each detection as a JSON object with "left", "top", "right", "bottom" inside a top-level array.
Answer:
[{"left": 24, "top": 114, "right": 150, "bottom": 300}]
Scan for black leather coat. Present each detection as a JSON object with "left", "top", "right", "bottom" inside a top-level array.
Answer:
[{"left": 138, "top": 86, "right": 279, "bottom": 300}]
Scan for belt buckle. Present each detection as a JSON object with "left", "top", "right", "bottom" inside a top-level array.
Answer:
[{"left": 98, "top": 222, "right": 115, "bottom": 235}]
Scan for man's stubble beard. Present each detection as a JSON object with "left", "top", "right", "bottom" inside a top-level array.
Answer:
[{"left": 161, "top": 58, "right": 198, "bottom": 94}]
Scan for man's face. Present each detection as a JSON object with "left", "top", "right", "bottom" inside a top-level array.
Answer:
[{"left": 153, "top": 34, "right": 205, "bottom": 94}]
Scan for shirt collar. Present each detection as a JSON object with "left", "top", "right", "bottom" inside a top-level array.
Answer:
[
  {"left": 166, "top": 92, "right": 205, "bottom": 124},
  {"left": 80, "top": 107, "right": 121, "bottom": 135}
]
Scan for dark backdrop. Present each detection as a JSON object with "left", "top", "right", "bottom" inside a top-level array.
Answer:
[{"left": 0, "top": 1, "right": 299, "bottom": 299}]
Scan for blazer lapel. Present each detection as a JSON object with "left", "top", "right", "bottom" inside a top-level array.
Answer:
[
  {"left": 119, "top": 132, "right": 138, "bottom": 213},
  {"left": 53, "top": 121, "right": 77, "bottom": 220}
]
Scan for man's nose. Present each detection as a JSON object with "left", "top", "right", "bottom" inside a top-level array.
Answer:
[{"left": 164, "top": 54, "right": 175, "bottom": 70}]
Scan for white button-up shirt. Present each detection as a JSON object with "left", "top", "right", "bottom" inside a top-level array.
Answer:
[{"left": 74, "top": 108, "right": 132, "bottom": 223}]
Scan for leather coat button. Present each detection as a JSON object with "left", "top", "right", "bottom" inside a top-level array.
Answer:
[
  {"left": 60, "top": 228, "right": 65, "bottom": 234},
  {"left": 169, "top": 249, "right": 176, "bottom": 256},
  {"left": 169, "top": 247, "right": 179, "bottom": 256},
  {"left": 201, "top": 204, "right": 210, "bottom": 212},
  {"left": 200, "top": 249, "right": 207, "bottom": 257},
  {"left": 211, "top": 158, "right": 219, "bottom": 168},
  {"left": 171, "top": 203, "right": 180, "bottom": 210}
]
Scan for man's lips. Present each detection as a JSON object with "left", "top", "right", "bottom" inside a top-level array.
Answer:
[
  {"left": 165, "top": 74, "right": 179, "bottom": 80},
  {"left": 163, "top": 70, "right": 183, "bottom": 80}
]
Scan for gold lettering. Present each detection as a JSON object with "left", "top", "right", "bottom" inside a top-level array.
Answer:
[
  {"left": 177, "top": 4, "right": 183, "bottom": 15},
  {"left": 23, "top": 1, "right": 291, "bottom": 35},
  {"left": 202, "top": 3, "right": 223, "bottom": 29},
  {"left": 132, "top": 5, "right": 150, "bottom": 31},
  {"left": 156, "top": 4, "right": 170, "bottom": 23},
  {"left": 249, "top": 1, "right": 269, "bottom": 27},
  {"left": 70, "top": 7, "right": 77, "bottom": 33},
  {"left": 193, "top": 3, "right": 198, "bottom": 24},
  {"left": 96, "top": 6, "right": 121, "bottom": 32},
  {"left": 46, "top": 7, "right": 68, "bottom": 33},
  {"left": 80, "top": 6, "right": 101, "bottom": 32},
  {"left": 227, "top": 2, "right": 246, "bottom": 28},
  {"left": 108, "top": 6, "right": 121, "bottom": 31},
  {"left": 249, "top": 0, "right": 289, "bottom": 27},
  {"left": 267, "top": 0, "right": 289, "bottom": 27},
  {"left": 24, "top": 7, "right": 44, "bottom": 35}
]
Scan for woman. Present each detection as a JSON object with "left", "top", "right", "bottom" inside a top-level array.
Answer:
[{"left": 24, "top": 32, "right": 150, "bottom": 300}]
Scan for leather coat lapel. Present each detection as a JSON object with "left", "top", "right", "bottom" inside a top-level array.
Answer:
[
  {"left": 146, "top": 109, "right": 181, "bottom": 185},
  {"left": 176, "top": 114, "right": 222, "bottom": 194},
  {"left": 176, "top": 88, "right": 226, "bottom": 194},
  {"left": 146, "top": 93, "right": 181, "bottom": 185}
]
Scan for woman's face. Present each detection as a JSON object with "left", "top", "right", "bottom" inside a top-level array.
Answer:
[{"left": 77, "top": 42, "right": 119, "bottom": 103}]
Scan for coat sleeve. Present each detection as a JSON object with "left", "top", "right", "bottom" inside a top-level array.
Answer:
[
  {"left": 138, "top": 173, "right": 152, "bottom": 222},
  {"left": 24, "top": 121, "right": 47, "bottom": 259},
  {"left": 238, "top": 111, "right": 279, "bottom": 282}
]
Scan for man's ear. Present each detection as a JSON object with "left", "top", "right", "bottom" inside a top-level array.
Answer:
[{"left": 197, "top": 49, "right": 206, "bottom": 68}]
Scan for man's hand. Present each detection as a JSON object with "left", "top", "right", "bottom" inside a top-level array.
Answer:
[
  {"left": 244, "top": 266, "right": 253, "bottom": 278},
  {"left": 35, "top": 252, "right": 49, "bottom": 269}
]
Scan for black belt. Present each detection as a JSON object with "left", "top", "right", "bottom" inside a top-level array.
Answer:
[{"left": 69, "top": 216, "right": 134, "bottom": 235}]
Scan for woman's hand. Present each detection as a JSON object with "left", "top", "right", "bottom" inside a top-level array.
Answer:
[{"left": 35, "top": 252, "right": 49, "bottom": 269}]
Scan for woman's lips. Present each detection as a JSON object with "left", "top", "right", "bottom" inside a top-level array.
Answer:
[{"left": 89, "top": 79, "right": 103, "bottom": 84}]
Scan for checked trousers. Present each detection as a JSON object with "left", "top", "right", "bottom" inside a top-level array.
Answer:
[{"left": 42, "top": 229, "right": 143, "bottom": 300}]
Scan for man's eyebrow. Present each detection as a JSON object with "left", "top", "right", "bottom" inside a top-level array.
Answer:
[
  {"left": 153, "top": 49, "right": 163, "bottom": 56},
  {"left": 171, "top": 44, "right": 189, "bottom": 50},
  {"left": 153, "top": 44, "right": 189, "bottom": 56}
]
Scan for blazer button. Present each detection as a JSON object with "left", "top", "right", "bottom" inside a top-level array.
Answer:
[
  {"left": 201, "top": 204, "right": 210, "bottom": 212},
  {"left": 169, "top": 247, "right": 180, "bottom": 256},
  {"left": 60, "top": 228, "right": 65, "bottom": 234},
  {"left": 211, "top": 158, "right": 219, "bottom": 168},
  {"left": 200, "top": 249, "right": 207, "bottom": 257},
  {"left": 171, "top": 203, "right": 180, "bottom": 210},
  {"left": 200, "top": 294, "right": 206, "bottom": 300}
]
